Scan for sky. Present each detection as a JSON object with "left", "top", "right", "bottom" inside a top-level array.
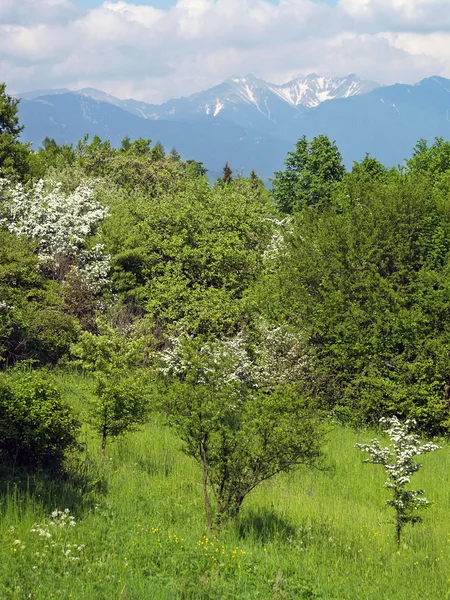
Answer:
[{"left": 0, "top": 0, "right": 449, "bottom": 103}]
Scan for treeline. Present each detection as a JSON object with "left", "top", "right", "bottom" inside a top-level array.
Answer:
[{"left": 1, "top": 83, "right": 449, "bottom": 525}]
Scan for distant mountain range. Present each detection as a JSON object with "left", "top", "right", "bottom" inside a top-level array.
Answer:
[{"left": 16, "top": 74, "right": 450, "bottom": 179}]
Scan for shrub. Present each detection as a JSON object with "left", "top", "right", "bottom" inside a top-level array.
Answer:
[{"left": 0, "top": 371, "right": 80, "bottom": 469}]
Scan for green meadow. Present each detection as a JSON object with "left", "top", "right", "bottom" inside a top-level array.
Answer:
[{"left": 1, "top": 373, "right": 448, "bottom": 600}]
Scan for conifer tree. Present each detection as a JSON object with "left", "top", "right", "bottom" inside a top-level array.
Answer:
[{"left": 222, "top": 161, "right": 233, "bottom": 184}]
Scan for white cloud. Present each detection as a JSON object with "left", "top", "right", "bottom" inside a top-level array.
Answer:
[
  {"left": 0, "top": 0, "right": 449, "bottom": 101},
  {"left": 0, "top": 0, "right": 78, "bottom": 25}
]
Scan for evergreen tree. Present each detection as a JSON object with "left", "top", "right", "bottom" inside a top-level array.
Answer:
[
  {"left": 120, "top": 136, "right": 132, "bottom": 153},
  {"left": 222, "top": 161, "right": 233, "bottom": 184},
  {"left": 168, "top": 146, "right": 181, "bottom": 161},
  {"left": 151, "top": 141, "right": 165, "bottom": 161}
]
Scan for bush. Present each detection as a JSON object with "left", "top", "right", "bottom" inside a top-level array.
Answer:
[{"left": 0, "top": 371, "right": 80, "bottom": 469}]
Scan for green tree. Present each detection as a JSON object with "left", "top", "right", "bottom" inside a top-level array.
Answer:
[
  {"left": 406, "top": 138, "right": 450, "bottom": 195},
  {"left": 0, "top": 229, "right": 79, "bottom": 365},
  {"left": 120, "top": 135, "right": 132, "bottom": 153},
  {"left": 128, "top": 138, "right": 152, "bottom": 157},
  {"left": 102, "top": 172, "right": 275, "bottom": 337},
  {"left": 168, "top": 146, "right": 181, "bottom": 161},
  {"left": 159, "top": 333, "right": 324, "bottom": 528},
  {"left": 260, "top": 172, "right": 450, "bottom": 433},
  {"left": 76, "top": 134, "right": 115, "bottom": 176},
  {"left": 0, "top": 82, "right": 31, "bottom": 180},
  {"left": 185, "top": 159, "right": 208, "bottom": 177},
  {"left": 271, "top": 135, "right": 345, "bottom": 213},
  {"left": 151, "top": 141, "right": 165, "bottom": 161},
  {"left": 71, "top": 322, "right": 151, "bottom": 455}
]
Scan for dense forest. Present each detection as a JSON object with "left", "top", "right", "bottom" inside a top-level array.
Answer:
[{"left": 0, "top": 82, "right": 449, "bottom": 599}]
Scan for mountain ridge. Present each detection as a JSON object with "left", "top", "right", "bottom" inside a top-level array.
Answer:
[{"left": 15, "top": 74, "right": 450, "bottom": 179}]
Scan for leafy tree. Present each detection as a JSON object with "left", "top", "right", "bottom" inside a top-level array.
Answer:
[
  {"left": 75, "top": 135, "right": 115, "bottom": 176},
  {"left": 90, "top": 375, "right": 149, "bottom": 457},
  {"left": 271, "top": 135, "right": 345, "bottom": 213},
  {"left": 168, "top": 146, "right": 181, "bottom": 161},
  {"left": 102, "top": 173, "right": 275, "bottom": 336},
  {"left": 0, "top": 370, "right": 79, "bottom": 469},
  {"left": 128, "top": 138, "right": 152, "bottom": 156},
  {"left": 185, "top": 159, "right": 208, "bottom": 177},
  {"left": 406, "top": 137, "right": 450, "bottom": 178},
  {"left": 0, "top": 82, "right": 31, "bottom": 180},
  {"left": 120, "top": 135, "right": 132, "bottom": 153},
  {"left": 356, "top": 417, "right": 440, "bottom": 546},
  {"left": 249, "top": 169, "right": 263, "bottom": 191},
  {"left": 0, "top": 83, "right": 23, "bottom": 138},
  {"left": 30, "top": 137, "right": 76, "bottom": 177},
  {"left": 0, "top": 229, "right": 79, "bottom": 364},
  {"left": 151, "top": 141, "right": 165, "bottom": 161},
  {"left": 159, "top": 331, "right": 324, "bottom": 528},
  {"left": 260, "top": 172, "right": 450, "bottom": 433},
  {"left": 71, "top": 322, "right": 152, "bottom": 455}
]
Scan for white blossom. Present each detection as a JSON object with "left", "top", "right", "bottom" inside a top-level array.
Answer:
[
  {"left": 159, "top": 324, "right": 308, "bottom": 390},
  {"left": 356, "top": 416, "right": 440, "bottom": 545},
  {"left": 0, "top": 177, "right": 110, "bottom": 291}
]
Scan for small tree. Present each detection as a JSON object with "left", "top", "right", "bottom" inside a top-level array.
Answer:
[
  {"left": 90, "top": 374, "right": 149, "bottom": 457},
  {"left": 159, "top": 330, "right": 324, "bottom": 529},
  {"left": 71, "top": 322, "right": 152, "bottom": 456},
  {"left": 222, "top": 161, "right": 233, "bottom": 184},
  {"left": 356, "top": 417, "right": 440, "bottom": 546}
]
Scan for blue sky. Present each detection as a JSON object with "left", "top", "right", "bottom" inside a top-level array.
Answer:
[{"left": 1, "top": 0, "right": 447, "bottom": 102}]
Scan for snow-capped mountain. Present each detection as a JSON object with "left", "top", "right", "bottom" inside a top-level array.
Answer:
[
  {"left": 16, "top": 75, "right": 450, "bottom": 180},
  {"left": 144, "top": 73, "right": 380, "bottom": 119},
  {"left": 270, "top": 73, "right": 380, "bottom": 108},
  {"left": 19, "top": 73, "right": 379, "bottom": 127}
]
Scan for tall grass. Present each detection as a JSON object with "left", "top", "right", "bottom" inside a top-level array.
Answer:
[{"left": 0, "top": 372, "right": 448, "bottom": 599}]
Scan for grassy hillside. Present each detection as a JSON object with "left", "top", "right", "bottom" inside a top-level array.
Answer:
[{"left": 0, "top": 373, "right": 448, "bottom": 599}]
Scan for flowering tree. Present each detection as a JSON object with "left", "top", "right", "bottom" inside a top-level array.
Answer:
[
  {"left": 356, "top": 417, "right": 440, "bottom": 546},
  {"left": 159, "top": 328, "right": 323, "bottom": 529},
  {"left": 0, "top": 178, "right": 110, "bottom": 291}
]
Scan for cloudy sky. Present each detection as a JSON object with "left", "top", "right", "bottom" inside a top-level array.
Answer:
[{"left": 0, "top": 0, "right": 449, "bottom": 103}]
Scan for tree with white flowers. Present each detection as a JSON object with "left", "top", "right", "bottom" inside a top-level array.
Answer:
[
  {"left": 356, "top": 417, "right": 440, "bottom": 546},
  {"left": 0, "top": 177, "right": 110, "bottom": 291},
  {"left": 159, "top": 327, "right": 323, "bottom": 529}
]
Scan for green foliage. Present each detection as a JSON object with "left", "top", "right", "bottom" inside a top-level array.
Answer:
[
  {"left": 89, "top": 374, "right": 150, "bottom": 456},
  {"left": 30, "top": 137, "right": 76, "bottom": 178},
  {"left": 271, "top": 135, "right": 345, "bottom": 214},
  {"left": 259, "top": 173, "right": 450, "bottom": 434},
  {"left": 71, "top": 322, "right": 152, "bottom": 454},
  {"left": 75, "top": 135, "right": 115, "bottom": 176},
  {"left": 159, "top": 334, "right": 324, "bottom": 527},
  {"left": 0, "top": 229, "right": 79, "bottom": 364},
  {"left": 0, "top": 370, "right": 79, "bottom": 469},
  {"left": 0, "top": 82, "right": 32, "bottom": 181},
  {"left": 406, "top": 137, "right": 450, "bottom": 179},
  {"left": 102, "top": 174, "right": 274, "bottom": 336}
]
